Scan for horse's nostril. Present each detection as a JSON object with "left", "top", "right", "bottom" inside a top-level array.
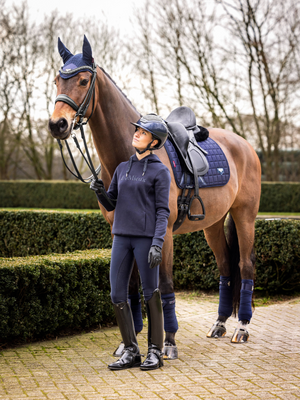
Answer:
[
  {"left": 58, "top": 118, "right": 68, "bottom": 133},
  {"left": 48, "top": 118, "right": 69, "bottom": 139}
]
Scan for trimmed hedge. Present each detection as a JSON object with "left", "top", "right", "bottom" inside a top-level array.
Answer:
[
  {"left": 173, "top": 231, "right": 219, "bottom": 291},
  {"left": 0, "top": 219, "right": 299, "bottom": 341},
  {"left": 1, "top": 180, "right": 300, "bottom": 212},
  {"left": 254, "top": 219, "right": 300, "bottom": 292},
  {"left": 1, "top": 211, "right": 300, "bottom": 293},
  {"left": 0, "top": 180, "right": 98, "bottom": 209},
  {"left": 0, "top": 249, "right": 113, "bottom": 340},
  {"left": 173, "top": 219, "right": 300, "bottom": 293},
  {"left": 0, "top": 210, "right": 112, "bottom": 257},
  {"left": 259, "top": 182, "right": 300, "bottom": 212}
]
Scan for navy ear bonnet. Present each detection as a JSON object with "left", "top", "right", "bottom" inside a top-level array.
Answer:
[{"left": 58, "top": 35, "right": 95, "bottom": 79}]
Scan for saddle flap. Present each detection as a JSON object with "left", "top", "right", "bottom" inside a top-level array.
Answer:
[
  {"left": 167, "top": 121, "right": 189, "bottom": 159},
  {"left": 167, "top": 121, "right": 209, "bottom": 176},
  {"left": 188, "top": 147, "right": 209, "bottom": 176}
]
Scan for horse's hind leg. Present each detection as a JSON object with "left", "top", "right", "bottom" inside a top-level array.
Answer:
[
  {"left": 204, "top": 215, "right": 233, "bottom": 338},
  {"left": 229, "top": 207, "right": 256, "bottom": 343}
]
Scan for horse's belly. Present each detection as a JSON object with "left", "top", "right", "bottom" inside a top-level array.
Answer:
[{"left": 174, "top": 179, "right": 237, "bottom": 234}]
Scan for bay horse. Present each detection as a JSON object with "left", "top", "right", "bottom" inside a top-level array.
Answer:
[{"left": 48, "top": 37, "right": 261, "bottom": 357}]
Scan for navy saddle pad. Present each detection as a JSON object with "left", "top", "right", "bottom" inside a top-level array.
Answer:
[{"left": 164, "top": 137, "right": 230, "bottom": 189}]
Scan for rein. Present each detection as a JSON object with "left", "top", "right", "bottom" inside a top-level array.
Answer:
[{"left": 55, "top": 63, "right": 101, "bottom": 183}]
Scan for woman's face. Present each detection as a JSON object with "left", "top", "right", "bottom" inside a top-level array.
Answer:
[{"left": 132, "top": 127, "right": 158, "bottom": 151}]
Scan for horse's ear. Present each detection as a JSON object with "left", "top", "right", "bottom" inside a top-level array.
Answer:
[
  {"left": 58, "top": 37, "right": 73, "bottom": 64},
  {"left": 82, "top": 35, "right": 93, "bottom": 64}
]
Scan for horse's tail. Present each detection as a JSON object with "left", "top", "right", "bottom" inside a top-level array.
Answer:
[{"left": 226, "top": 213, "right": 256, "bottom": 316}]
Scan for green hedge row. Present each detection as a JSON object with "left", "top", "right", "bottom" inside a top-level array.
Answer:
[
  {"left": 0, "top": 220, "right": 299, "bottom": 341},
  {"left": 1, "top": 180, "right": 300, "bottom": 212},
  {"left": 0, "top": 180, "right": 98, "bottom": 209},
  {"left": 259, "top": 182, "right": 300, "bottom": 212},
  {"left": 1, "top": 209, "right": 299, "bottom": 294},
  {"left": 0, "top": 249, "right": 113, "bottom": 341},
  {"left": 173, "top": 219, "right": 300, "bottom": 293},
  {"left": 0, "top": 210, "right": 112, "bottom": 257}
]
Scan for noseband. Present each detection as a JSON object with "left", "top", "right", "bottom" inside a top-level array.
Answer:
[{"left": 54, "top": 63, "right": 101, "bottom": 183}]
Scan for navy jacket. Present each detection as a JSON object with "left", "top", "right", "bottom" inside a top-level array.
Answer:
[{"left": 96, "top": 154, "right": 171, "bottom": 248}]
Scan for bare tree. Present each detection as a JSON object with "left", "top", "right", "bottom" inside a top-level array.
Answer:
[
  {"left": 127, "top": 2, "right": 162, "bottom": 114},
  {"left": 132, "top": 0, "right": 300, "bottom": 180},
  {"left": 0, "top": 1, "right": 51, "bottom": 179},
  {"left": 0, "top": 0, "right": 24, "bottom": 179},
  {"left": 218, "top": 0, "right": 300, "bottom": 180},
  {"left": 0, "top": 1, "right": 126, "bottom": 180},
  {"left": 132, "top": 0, "right": 246, "bottom": 132}
]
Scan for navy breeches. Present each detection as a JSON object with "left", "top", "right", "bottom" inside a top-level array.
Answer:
[{"left": 110, "top": 235, "right": 159, "bottom": 304}]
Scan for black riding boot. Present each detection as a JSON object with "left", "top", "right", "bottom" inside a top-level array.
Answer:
[
  {"left": 140, "top": 289, "right": 164, "bottom": 371},
  {"left": 108, "top": 302, "right": 141, "bottom": 370}
]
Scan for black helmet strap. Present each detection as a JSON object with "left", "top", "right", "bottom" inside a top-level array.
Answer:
[{"left": 134, "top": 139, "right": 155, "bottom": 155}]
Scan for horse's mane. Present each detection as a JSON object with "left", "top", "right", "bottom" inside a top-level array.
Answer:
[{"left": 99, "top": 66, "right": 141, "bottom": 117}]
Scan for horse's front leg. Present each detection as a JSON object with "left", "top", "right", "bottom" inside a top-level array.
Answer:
[
  {"left": 204, "top": 216, "right": 233, "bottom": 339},
  {"left": 159, "top": 228, "right": 179, "bottom": 360}
]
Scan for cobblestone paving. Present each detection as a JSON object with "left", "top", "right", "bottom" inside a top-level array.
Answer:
[{"left": 1, "top": 294, "right": 300, "bottom": 399}]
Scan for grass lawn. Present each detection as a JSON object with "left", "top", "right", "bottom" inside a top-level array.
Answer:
[
  {"left": 0, "top": 207, "right": 101, "bottom": 213},
  {"left": 257, "top": 212, "right": 300, "bottom": 217},
  {"left": 1, "top": 208, "right": 300, "bottom": 217}
]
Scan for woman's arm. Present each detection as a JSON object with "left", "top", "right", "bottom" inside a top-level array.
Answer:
[
  {"left": 152, "top": 168, "right": 171, "bottom": 248},
  {"left": 90, "top": 169, "right": 118, "bottom": 211}
]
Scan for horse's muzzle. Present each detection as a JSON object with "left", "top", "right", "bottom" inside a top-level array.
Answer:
[{"left": 48, "top": 117, "right": 71, "bottom": 140}]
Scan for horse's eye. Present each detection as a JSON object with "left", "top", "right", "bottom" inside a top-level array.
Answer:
[{"left": 80, "top": 79, "right": 89, "bottom": 86}]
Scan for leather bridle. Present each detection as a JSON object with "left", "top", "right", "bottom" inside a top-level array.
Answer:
[{"left": 54, "top": 63, "right": 101, "bottom": 183}]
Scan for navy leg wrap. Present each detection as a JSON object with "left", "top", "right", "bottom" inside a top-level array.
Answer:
[
  {"left": 218, "top": 276, "right": 233, "bottom": 317},
  {"left": 161, "top": 293, "right": 178, "bottom": 333},
  {"left": 238, "top": 279, "right": 254, "bottom": 322},
  {"left": 128, "top": 293, "right": 143, "bottom": 333}
]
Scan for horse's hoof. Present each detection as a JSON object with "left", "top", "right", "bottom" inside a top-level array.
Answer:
[
  {"left": 113, "top": 341, "right": 125, "bottom": 357},
  {"left": 206, "top": 322, "right": 226, "bottom": 338},
  {"left": 231, "top": 327, "right": 249, "bottom": 343},
  {"left": 163, "top": 343, "right": 178, "bottom": 360}
]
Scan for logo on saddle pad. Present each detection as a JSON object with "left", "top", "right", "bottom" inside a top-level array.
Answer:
[{"left": 217, "top": 168, "right": 224, "bottom": 175}]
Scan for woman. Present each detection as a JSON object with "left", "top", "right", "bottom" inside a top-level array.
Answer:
[{"left": 90, "top": 113, "right": 171, "bottom": 371}]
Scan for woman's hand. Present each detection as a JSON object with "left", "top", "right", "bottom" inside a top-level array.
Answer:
[
  {"left": 148, "top": 246, "right": 162, "bottom": 269},
  {"left": 90, "top": 178, "right": 104, "bottom": 193}
]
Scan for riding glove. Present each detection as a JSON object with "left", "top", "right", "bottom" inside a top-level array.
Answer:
[
  {"left": 148, "top": 246, "right": 162, "bottom": 269},
  {"left": 90, "top": 178, "right": 104, "bottom": 193},
  {"left": 90, "top": 178, "right": 116, "bottom": 211}
]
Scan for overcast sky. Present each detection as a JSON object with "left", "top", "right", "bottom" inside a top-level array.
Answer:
[{"left": 22, "top": 0, "right": 139, "bottom": 34}]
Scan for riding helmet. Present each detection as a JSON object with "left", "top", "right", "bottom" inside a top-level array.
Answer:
[{"left": 131, "top": 114, "right": 169, "bottom": 149}]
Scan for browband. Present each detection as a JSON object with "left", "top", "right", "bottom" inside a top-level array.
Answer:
[{"left": 59, "top": 65, "right": 95, "bottom": 76}]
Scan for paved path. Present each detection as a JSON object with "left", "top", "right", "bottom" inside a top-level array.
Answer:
[{"left": 1, "top": 294, "right": 300, "bottom": 400}]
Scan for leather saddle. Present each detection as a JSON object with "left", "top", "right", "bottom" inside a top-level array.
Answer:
[
  {"left": 166, "top": 107, "right": 209, "bottom": 177},
  {"left": 165, "top": 106, "right": 209, "bottom": 223}
]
